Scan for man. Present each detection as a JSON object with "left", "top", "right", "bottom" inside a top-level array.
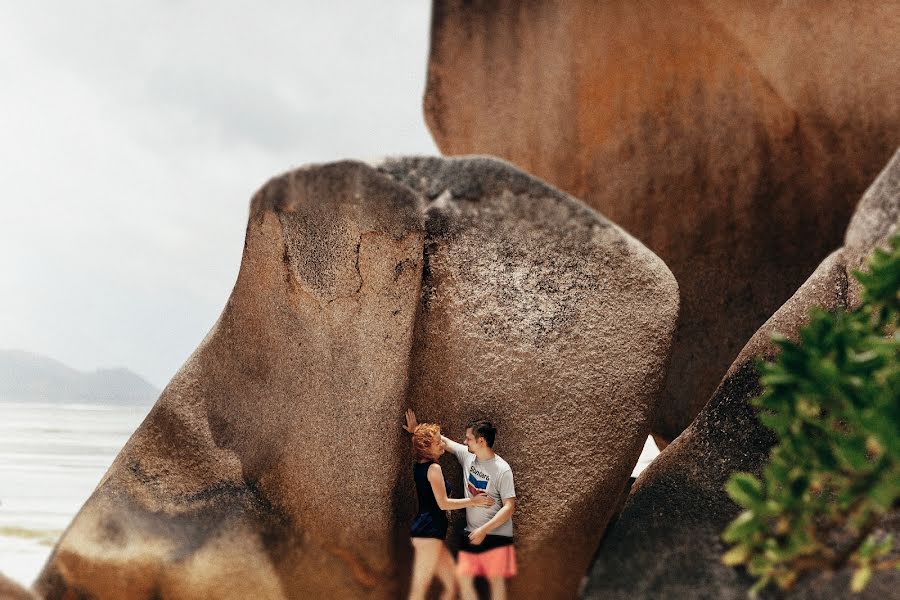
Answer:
[{"left": 404, "top": 409, "right": 517, "bottom": 600}]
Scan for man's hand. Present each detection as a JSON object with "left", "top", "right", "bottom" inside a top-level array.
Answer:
[
  {"left": 468, "top": 527, "right": 488, "bottom": 545},
  {"left": 402, "top": 408, "right": 419, "bottom": 433}
]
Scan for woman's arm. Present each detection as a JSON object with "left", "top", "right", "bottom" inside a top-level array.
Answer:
[
  {"left": 402, "top": 409, "right": 471, "bottom": 463},
  {"left": 427, "top": 464, "right": 491, "bottom": 511}
]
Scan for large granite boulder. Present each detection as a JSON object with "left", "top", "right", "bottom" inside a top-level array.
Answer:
[
  {"left": 582, "top": 150, "right": 900, "bottom": 599},
  {"left": 424, "top": 0, "right": 900, "bottom": 442},
  {"left": 379, "top": 156, "right": 679, "bottom": 599},
  {"left": 36, "top": 161, "right": 427, "bottom": 599},
  {"left": 35, "top": 156, "right": 678, "bottom": 599},
  {"left": 0, "top": 573, "right": 36, "bottom": 600}
]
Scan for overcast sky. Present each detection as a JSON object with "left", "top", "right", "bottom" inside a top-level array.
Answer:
[{"left": 0, "top": 1, "right": 438, "bottom": 387}]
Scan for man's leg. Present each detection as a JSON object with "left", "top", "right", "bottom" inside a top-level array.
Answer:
[
  {"left": 457, "top": 574, "right": 478, "bottom": 600},
  {"left": 488, "top": 576, "right": 507, "bottom": 600}
]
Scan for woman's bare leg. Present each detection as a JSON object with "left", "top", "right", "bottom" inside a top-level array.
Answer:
[
  {"left": 435, "top": 546, "right": 457, "bottom": 600},
  {"left": 409, "top": 538, "right": 442, "bottom": 600}
]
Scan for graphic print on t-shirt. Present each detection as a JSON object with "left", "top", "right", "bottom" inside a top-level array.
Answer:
[{"left": 467, "top": 466, "right": 490, "bottom": 497}]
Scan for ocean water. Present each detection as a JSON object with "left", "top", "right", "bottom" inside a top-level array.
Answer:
[
  {"left": 0, "top": 401, "right": 659, "bottom": 589},
  {"left": 0, "top": 401, "right": 151, "bottom": 588},
  {"left": 631, "top": 434, "right": 660, "bottom": 479}
]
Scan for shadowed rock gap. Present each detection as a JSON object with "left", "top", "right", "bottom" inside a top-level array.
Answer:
[{"left": 583, "top": 150, "right": 900, "bottom": 600}]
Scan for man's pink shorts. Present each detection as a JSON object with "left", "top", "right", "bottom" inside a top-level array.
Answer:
[{"left": 457, "top": 546, "right": 518, "bottom": 579}]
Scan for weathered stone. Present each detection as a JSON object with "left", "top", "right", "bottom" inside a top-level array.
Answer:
[
  {"left": 424, "top": 0, "right": 900, "bottom": 442},
  {"left": 35, "top": 156, "right": 678, "bottom": 599},
  {"left": 35, "top": 161, "right": 426, "bottom": 599},
  {"left": 0, "top": 573, "right": 37, "bottom": 600},
  {"left": 379, "top": 156, "right": 679, "bottom": 599},
  {"left": 582, "top": 150, "right": 900, "bottom": 599}
]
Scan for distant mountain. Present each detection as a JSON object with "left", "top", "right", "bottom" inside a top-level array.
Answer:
[{"left": 0, "top": 350, "right": 159, "bottom": 405}]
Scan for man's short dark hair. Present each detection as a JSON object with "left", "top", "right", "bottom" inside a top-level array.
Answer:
[{"left": 466, "top": 419, "right": 497, "bottom": 448}]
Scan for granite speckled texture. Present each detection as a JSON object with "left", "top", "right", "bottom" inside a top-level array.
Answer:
[
  {"left": 424, "top": 0, "right": 900, "bottom": 442},
  {"left": 34, "top": 156, "right": 678, "bottom": 599},
  {"left": 582, "top": 150, "right": 900, "bottom": 599},
  {"left": 380, "top": 156, "right": 679, "bottom": 599},
  {"left": 0, "top": 573, "right": 37, "bottom": 600}
]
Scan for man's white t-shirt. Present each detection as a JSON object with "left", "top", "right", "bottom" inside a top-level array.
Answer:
[{"left": 446, "top": 439, "right": 516, "bottom": 537}]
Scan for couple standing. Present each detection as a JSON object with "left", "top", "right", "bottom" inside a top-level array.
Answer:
[{"left": 402, "top": 409, "right": 517, "bottom": 600}]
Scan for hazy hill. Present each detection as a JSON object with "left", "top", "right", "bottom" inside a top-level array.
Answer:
[{"left": 0, "top": 350, "right": 159, "bottom": 405}]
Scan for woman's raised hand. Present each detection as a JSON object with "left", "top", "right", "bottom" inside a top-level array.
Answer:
[
  {"left": 402, "top": 408, "right": 419, "bottom": 433},
  {"left": 469, "top": 495, "right": 494, "bottom": 508}
]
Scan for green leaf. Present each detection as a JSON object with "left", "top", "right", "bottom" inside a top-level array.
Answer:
[
  {"left": 760, "top": 411, "right": 791, "bottom": 432},
  {"left": 722, "top": 544, "right": 750, "bottom": 566},
  {"left": 748, "top": 575, "right": 771, "bottom": 598},
  {"left": 726, "top": 235, "right": 900, "bottom": 596},
  {"left": 761, "top": 372, "right": 796, "bottom": 386},
  {"left": 869, "top": 476, "right": 899, "bottom": 510},
  {"left": 723, "top": 510, "right": 759, "bottom": 543},
  {"left": 858, "top": 535, "right": 876, "bottom": 559},
  {"left": 726, "top": 473, "right": 765, "bottom": 508},
  {"left": 834, "top": 441, "right": 871, "bottom": 472},
  {"left": 851, "top": 566, "right": 872, "bottom": 593},
  {"left": 874, "top": 534, "right": 894, "bottom": 558}
]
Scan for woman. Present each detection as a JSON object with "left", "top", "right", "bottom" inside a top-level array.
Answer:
[{"left": 405, "top": 418, "right": 492, "bottom": 600}]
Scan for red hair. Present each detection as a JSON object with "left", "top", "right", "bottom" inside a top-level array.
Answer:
[{"left": 412, "top": 423, "right": 441, "bottom": 461}]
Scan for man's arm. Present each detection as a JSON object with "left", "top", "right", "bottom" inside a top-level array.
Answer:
[
  {"left": 441, "top": 435, "right": 469, "bottom": 458},
  {"left": 468, "top": 498, "right": 516, "bottom": 544}
]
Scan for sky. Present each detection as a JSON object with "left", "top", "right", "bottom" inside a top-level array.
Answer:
[{"left": 0, "top": 1, "right": 438, "bottom": 388}]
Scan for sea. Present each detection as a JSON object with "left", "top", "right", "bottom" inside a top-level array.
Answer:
[
  {"left": 0, "top": 401, "right": 151, "bottom": 588},
  {"left": 0, "top": 401, "right": 659, "bottom": 589}
]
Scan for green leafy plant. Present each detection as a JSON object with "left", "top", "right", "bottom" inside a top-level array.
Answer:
[{"left": 722, "top": 234, "right": 900, "bottom": 596}]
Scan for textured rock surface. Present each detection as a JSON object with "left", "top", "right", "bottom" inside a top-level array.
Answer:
[
  {"left": 379, "top": 156, "right": 679, "bottom": 599},
  {"left": 35, "top": 156, "right": 678, "bottom": 599},
  {"left": 0, "top": 573, "right": 37, "bottom": 600},
  {"left": 35, "top": 161, "right": 426, "bottom": 599},
  {"left": 424, "top": 0, "right": 900, "bottom": 441},
  {"left": 582, "top": 150, "right": 900, "bottom": 599}
]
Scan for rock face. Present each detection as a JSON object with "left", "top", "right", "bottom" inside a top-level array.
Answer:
[
  {"left": 582, "top": 150, "right": 900, "bottom": 599},
  {"left": 0, "top": 573, "right": 37, "bottom": 600},
  {"left": 379, "top": 156, "right": 679, "bottom": 599},
  {"left": 35, "top": 156, "right": 678, "bottom": 600},
  {"left": 424, "top": 0, "right": 900, "bottom": 442},
  {"left": 36, "top": 161, "right": 427, "bottom": 599}
]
